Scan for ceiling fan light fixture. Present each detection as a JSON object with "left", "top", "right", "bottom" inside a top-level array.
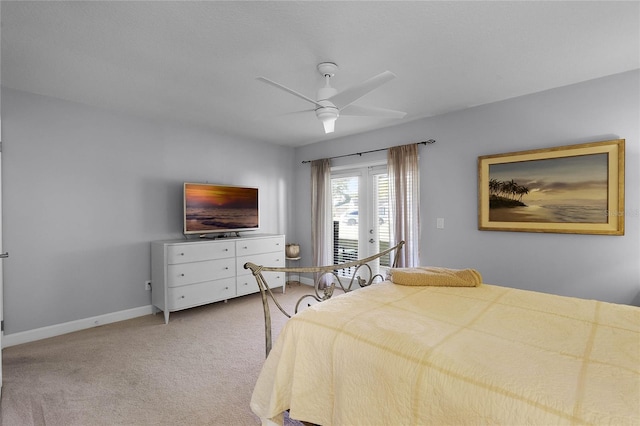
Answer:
[
  {"left": 316, "top": 108, "right": 339, "bottom": 134},
  {"left": 322, "top": 116, "right": 337, "bottom": 133}
]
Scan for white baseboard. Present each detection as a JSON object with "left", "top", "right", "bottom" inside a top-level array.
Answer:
[
  {"left": 299, "top": 276, "right": 314, "bottom": 286},
  {"left": 2, "top": 305, "right": 154, "bottom": 348}
]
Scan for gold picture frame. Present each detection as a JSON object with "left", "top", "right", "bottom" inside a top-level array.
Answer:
[{"left": 478, "top": 139, "right": 624, "bottom": 235}]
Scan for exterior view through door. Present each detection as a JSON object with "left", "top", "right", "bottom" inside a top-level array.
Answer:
[{"left": 331, "top": 165, "right": 391, "bottom": 281}]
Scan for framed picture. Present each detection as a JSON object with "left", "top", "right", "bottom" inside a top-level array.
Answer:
[{"left": 478, "top": 139, "right": 624, "bottom": 235}]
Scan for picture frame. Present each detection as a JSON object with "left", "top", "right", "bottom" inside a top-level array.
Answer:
[{"left": 478, "top": 139, "right": 624, "bottom": 235}]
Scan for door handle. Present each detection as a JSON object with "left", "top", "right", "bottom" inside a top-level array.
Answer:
[{"left": 0, "top": 252, "right": 8, "bottom": 258}]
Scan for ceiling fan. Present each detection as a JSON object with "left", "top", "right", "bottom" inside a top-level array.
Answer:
[{"left": 257, "top": 62, "right": 407, "bottom": 134}]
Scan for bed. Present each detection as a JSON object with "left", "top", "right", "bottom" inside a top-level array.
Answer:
[{"left": 245, "top": 247, "right": 640, "bottom": 425}]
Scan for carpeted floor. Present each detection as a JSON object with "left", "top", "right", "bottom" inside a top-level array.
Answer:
[{"left": 1, "top": 283, "right": 312, "bottom": 425}]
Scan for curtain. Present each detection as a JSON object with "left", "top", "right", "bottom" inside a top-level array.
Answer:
[
  {"left": 311, "top": 158, "right": 333, "bottom": 287},
  {"left": 388, "top": 144, "right": 420, "bottom": 267}
]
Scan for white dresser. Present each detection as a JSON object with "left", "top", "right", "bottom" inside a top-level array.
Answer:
[{"left": 151, "top": 234, "right": 285, "bottom": 323}]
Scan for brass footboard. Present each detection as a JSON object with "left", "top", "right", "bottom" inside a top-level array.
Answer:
[{"left": 244, "top": 241, "right": 405, "bottom": 357}]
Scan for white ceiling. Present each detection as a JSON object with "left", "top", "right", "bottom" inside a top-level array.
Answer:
[{"left": 2, "top": 1, "right": 639, "bottom": 147}]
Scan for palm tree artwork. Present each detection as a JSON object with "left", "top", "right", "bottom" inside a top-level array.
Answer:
[
  {"left": 488, "top": 178, "right": 530, "bottom": 208},
  {"left": 487, "top": 153, "right": 609, "bottom": 223}
]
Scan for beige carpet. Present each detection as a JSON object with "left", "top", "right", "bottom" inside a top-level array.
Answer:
[{"left": 1, "top": 283, "right": 313, "bottom": 426}]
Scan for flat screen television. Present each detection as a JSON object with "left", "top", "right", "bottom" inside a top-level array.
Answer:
[{"left": 183, "top": 182, "right": 259, "bottom": 236}]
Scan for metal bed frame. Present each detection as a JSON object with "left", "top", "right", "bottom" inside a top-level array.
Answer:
[{"left": 244, "top": 241, "right": 405, "bottom": 357}]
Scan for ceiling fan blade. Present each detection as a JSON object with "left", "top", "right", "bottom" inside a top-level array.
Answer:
[
  {"left": 340, "top": 104, "right": 407, "bottom": 119},
  {"left": 329, "top": 71, "right": 396, "bottom": 109},
  {"left": 256, "top": 77, "right": 322, "bottom": 107},
  {"left": 279, "top": 108, "right": 315, "bottom": 117}
]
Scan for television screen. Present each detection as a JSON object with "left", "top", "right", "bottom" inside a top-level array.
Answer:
[{"left": 183, "top": 183, "right": 259, "bottom": 235}]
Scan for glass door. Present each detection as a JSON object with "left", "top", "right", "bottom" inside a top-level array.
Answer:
[
  {"left": 331, "top": 165, "right": 390, "bottom": 283},
  {"left": 371, "top": 168, "right": 392, "bottom": 270}
]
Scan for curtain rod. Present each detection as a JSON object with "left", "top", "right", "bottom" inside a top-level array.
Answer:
[{"left": 301, "top": 139, "right": 436, "bottom": 164}]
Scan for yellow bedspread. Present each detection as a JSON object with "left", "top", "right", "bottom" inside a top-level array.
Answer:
[{"left": 251, "top": 282, "right": 640, "bottom": 425}]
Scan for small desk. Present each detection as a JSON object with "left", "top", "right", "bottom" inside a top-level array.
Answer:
[{"left": 284, "top": 257, "right": 301, "bottom": 293}]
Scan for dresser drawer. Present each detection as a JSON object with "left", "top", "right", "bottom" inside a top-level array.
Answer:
[
  {"left": 236, "top": 276, "right": 260, "bottom": 296},
  {"left": 235, "top": 236, "right": 284, "bottom": 257},
  {"left": 167, "top": 258, "right": 235, "bottom": 287},
  {"left": 264, "top": 270, "right": 285, "bottom": 289},
  {"left": 167, "top": 277, "right": 236, "bottom": 310},
  {"left": 167, "top": 241, "right": 235, "bottom": 264},
  {"left": 236, "top": 270, "right": 285, "bottom": 296},
  {"left": 237, "top": 251, "right": 284, "bottom": 277}
]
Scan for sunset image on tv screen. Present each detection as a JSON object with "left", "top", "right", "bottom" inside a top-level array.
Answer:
[{"left": 184, "top": 183, "right": 259, "bottom": 233}]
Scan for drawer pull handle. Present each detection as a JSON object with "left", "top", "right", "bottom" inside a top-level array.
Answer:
[
  {"left": 224, "top": 248, "right": 228, "bottom": 251},
  {"left": 180, "top": 273, "right": 185, "bottom": 277},
  {"left": 180, "top": 295, "right": 185, "bottom": 299},
  {"left": 224, "top": 267, "right": 229, "bottom": 270},
  {"left": 243, "top": 246, "right": 248, "bottom": 249},
  {"left": 225, "top": 287, "right": 229, "bottom": 290},
  {"left": 180, "top": 253, "right": 185, "bottom": 256}
]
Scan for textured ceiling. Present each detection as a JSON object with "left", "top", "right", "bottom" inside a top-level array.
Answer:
[{"left": 2, "top": 1, "right": 639, "bottom": 147}]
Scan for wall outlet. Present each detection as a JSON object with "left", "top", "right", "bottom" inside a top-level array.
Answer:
[{"left": 145, "top": 280, "right": 152, "bottom": 291}]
